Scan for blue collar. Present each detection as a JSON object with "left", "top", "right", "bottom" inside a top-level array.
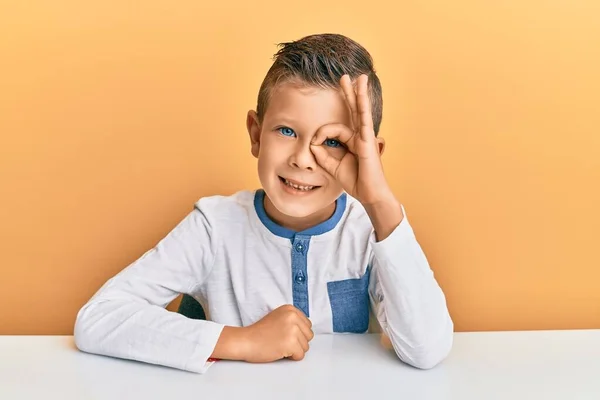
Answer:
[{"left": 253, "top": 189, "right": 347, "bottom": 239}]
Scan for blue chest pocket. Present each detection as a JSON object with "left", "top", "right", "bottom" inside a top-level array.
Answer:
[{"left": 327, "top": 267, "right": 371, "bottom": 333}]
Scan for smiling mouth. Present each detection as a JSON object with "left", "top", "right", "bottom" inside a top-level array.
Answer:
[{"left": 278, "top": 176, "right": 320, "bottom": 191}]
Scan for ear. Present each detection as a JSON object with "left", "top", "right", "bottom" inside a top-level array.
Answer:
[
  {"left": 246, "top": 110, "right": 261, "bottom": 158},
  {"left": 376, "top": 137, "right": 386, "bottom": 156}
]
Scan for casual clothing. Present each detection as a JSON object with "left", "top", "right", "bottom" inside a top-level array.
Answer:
[{"left": 74, "top": 189, "right": 453, "bottom": 373}]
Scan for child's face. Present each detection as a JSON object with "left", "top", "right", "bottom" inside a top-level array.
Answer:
[{"left": 247, "top": 82, "right": 352, "bottom": 221}]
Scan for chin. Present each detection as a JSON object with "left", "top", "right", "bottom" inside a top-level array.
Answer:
[{"left": 269, "top": 194, "right": 322, "bottom": 218}]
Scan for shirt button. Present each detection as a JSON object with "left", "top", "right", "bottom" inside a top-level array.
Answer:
[
  {"left": 295, "top": 273, "right": 305, "bottom": 283},
  {"left": 295, "top": 243, "right": 304, "bottom": 252}
]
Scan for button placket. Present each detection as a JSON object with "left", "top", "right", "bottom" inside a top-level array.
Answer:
[{"left": 290, "top": 235, "right": 310, "bottom": 316}]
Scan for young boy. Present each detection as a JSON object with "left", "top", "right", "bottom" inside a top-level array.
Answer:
[{"left": 74, "top": 33, "right": 453, "bottom": 373}]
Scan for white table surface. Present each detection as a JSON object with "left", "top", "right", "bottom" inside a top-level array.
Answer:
[{"left": 1, "top": 330, "right": 599, "bottom": 400}]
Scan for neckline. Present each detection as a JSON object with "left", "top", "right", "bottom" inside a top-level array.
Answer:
[{"left": 253, "top": 189, "right": 347, "bottom": 239}]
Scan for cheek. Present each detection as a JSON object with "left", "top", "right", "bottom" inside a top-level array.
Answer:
[
  {"left": 319, "top": 170, "right": 343, "bottom": 191},
  {"left": 258, "top": 142, "right": 287, "bottom": 171},
  {"left": 322, "top": 182, "right": 345, "bottom": 203},
  {"left": 262, "top": 137, "right": 295, "bottom": 161},
  {"left": 327, "top": 180, "right": 344, "bottom": 192}
]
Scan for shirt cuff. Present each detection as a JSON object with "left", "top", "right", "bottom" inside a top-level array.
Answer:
[{"left": 184, "top": 321, "right": 225, "bottom": 373}]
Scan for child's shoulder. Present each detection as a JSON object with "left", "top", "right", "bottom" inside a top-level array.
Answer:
[{"left": 193, "top": 189, "right": 256, "bottom": 219}]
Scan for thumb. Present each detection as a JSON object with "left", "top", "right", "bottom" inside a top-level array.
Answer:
[{"left": 310, "top": 144, "right": 340, "bottom": 179}]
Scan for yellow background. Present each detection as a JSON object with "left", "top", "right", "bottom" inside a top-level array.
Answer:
[{"left": 1, "top": 1, "right": 599, "bottom": 334}]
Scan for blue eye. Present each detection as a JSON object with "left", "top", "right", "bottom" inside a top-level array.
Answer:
[
  {"left": 324, "top": 138, "right": 342, "bottom": 148},
  {"left": 278, "top": 127, "right": 296, "bottom": 137}
]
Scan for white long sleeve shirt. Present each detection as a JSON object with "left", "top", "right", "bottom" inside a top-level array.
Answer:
[{"left": 74, "top": 189, "right": 453, "bottom": 373}]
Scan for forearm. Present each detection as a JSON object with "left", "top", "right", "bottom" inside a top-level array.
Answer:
[
  {"left": 370, "top": 212, "right": 453, "bottom": 369},
  {"left": 75, "top": 295, "right": 224, "bottom": 373},
  {"left": 373, "top": 261, "right": 453, "bottom": 369},
  {"left": 74, "top": 206, "right": 222, "bottom": 373}
]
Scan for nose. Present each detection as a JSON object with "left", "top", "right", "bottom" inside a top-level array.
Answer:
[{"left": 289, "top": 139, "right": 316, "bottom": 171}]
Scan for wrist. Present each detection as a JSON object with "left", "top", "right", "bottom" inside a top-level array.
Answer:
[
  {"left": 211, "top": 326, "right": 250, "bottom": 361},
  {"left": 363, "top": 192, "right": 400, "bottom": 219},
  {"left": 360, "top": 185, "right": 396, "bottom": 208},
  {"left": 364, "top": 195, "right": 404, "bottom": 242}
]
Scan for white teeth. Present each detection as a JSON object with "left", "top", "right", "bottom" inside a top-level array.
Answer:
[{"left": 284, "top": 179, "right": 314, "bottom": 191}]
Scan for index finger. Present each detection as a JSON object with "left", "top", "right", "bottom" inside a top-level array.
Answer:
[
  {"left": 297, "top": 319, "right": 315, "bottom": 342},
  {"left": 356, "top": 74, "right": 375, "bottom": 141},
  {"left": 293, "top": 307, "right": 313, "bottom": 331},
  {"left": 311, "top": 123, "right": 357, "bottom": 154},
  {"left": 292, "top": 310, "right": 314, "bottom": 342}
]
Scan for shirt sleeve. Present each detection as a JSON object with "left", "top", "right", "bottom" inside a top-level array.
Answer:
[
  {"left": 368, "top": 206, "right": 454, "bottom": 369},
  {"left": 73, "top": 204, "right": 224, "bottom": 374}
]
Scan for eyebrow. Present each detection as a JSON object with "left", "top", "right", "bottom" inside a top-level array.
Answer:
[
  {"left": 265, "top": 116, "right": 301, "bottom": 128},
  {"left": 267, "top": 114, "right": 297, "bottom": 122}
]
